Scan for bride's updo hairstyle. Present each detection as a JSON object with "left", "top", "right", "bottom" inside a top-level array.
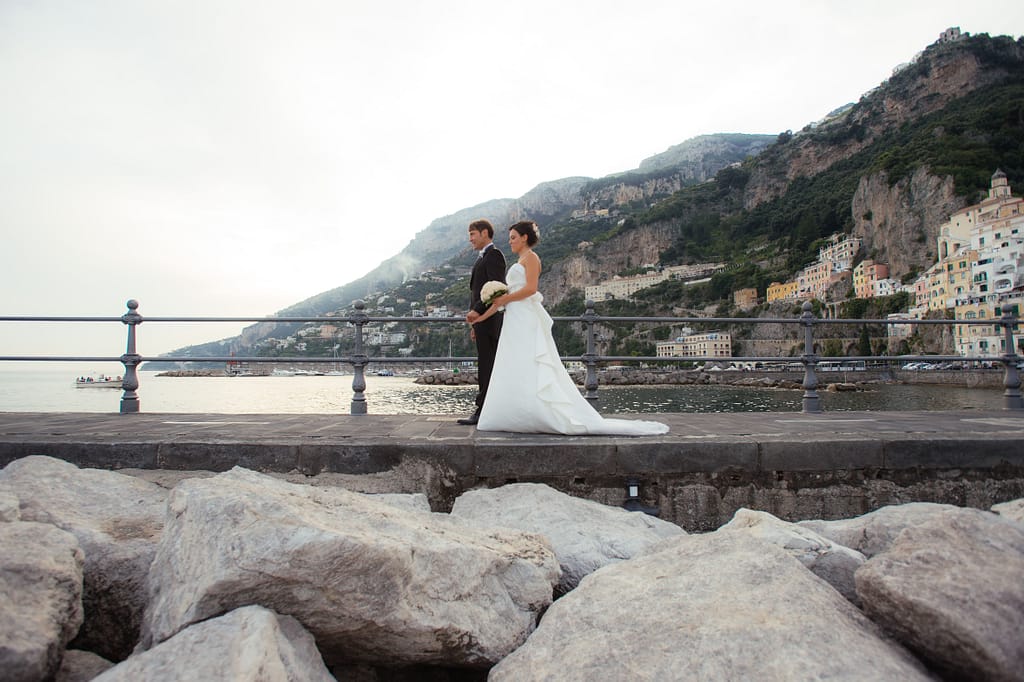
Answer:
[{"left": 510, "top": 220, "right": 540, "bottom": 246}]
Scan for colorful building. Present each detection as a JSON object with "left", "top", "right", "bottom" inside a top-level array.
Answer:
[
  {"left": 853, "top": 260, "right": 889, "bottom": 298},
  {"left": 656, "top": 332, "right": 733, "bottom": 358}
]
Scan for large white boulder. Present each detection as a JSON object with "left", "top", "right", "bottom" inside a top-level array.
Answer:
[
  {"left": 991, "top": 497, "right": 1024, "bottom": 525},
  {"left": 720, "top": 508, "right": 866, "bottom": 604},
  {"left": 856, "top": 507, "right": 1024, "bottom": 681},
  {"left": 0, "top": 521, "right": 85, "bottom": 682},
  {"left": 0, "top": 491, "right": 19, "bottom": 521},
  {"left": 141, "top": 467, "right": 559, "bottom": 668},
  {"left": 95, "top": 606, "right": 332, "bottom": 681},
  {"left": 450, "top": 483, "right": 685, "bottom": 594},
  {"left": 798, "top": 501, "right": 958, "bottom": 557},
  {"left": 489, "top": 532, "right": 930, "bottom": 681},
  {"left": 0, "top": 456, "right": 168, "bottom": 661}
]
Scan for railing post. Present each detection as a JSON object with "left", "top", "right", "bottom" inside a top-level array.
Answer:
[
  {"left": 800, "top": 301, "right": 821, "bottom": 413},
  {"left": 119, "top": 299, "right": 142, "bottom": 414},
  {"left": 350, "top": 300, "right": 368, "bottom": 415},
  {"left": 582, "top": 299, "right": 599, "bottom": 402},
  {"left": 999, "top": 309, "right": 1022, "bottom": 409}
]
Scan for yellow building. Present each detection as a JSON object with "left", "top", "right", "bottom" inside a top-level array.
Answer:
[
  {"left": 926, "top": 248, "right": 978, "bottom": 310},
  {"left": 767, "top": 280, "right": 799, "bottom": 303}
]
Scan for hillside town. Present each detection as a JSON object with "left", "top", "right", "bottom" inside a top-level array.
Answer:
[
  {"left": 584, "top": 170, "right": 1022, "bottom": 362},
  {"left": 778, "top": 169, "right": 1024, "bottom": 359},
  {"left": 243, "top": 171, "right": 1021, "bottom": 369}
]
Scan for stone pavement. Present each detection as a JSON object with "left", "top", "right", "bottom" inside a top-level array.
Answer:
[{"left": 0, "top": 410, "right": 1021, "bottom": 477}]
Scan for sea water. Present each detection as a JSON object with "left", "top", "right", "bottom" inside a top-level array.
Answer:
[{"left": 0, "top": 366, "right": 1007, "bottom": 415}]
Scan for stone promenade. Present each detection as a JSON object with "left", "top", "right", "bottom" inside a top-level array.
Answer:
[{"left": 1, "top": 410, "right": 1022, "bottom": 528}]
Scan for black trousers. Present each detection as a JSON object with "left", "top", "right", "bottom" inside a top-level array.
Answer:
[{"left": 473, "top": 314, "right": 503, "bottom": 411}]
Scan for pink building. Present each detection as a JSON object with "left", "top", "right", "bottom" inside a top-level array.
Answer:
[{"left": 853, "top": 260, "right": 890, "bottom": 298}]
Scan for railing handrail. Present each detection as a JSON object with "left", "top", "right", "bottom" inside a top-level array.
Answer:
[
  {"left": 2, "top": 299, "right": 1021, "bottom": 414},
  {"left": 0, "top": 314, "right": 1001, "bottom": 326}
]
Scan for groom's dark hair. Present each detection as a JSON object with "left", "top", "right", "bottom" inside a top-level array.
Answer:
[{"left": 469, "top": 219, "right": 494, "bottom": 238}]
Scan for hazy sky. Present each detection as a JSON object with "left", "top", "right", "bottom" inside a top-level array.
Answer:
[{"left": 2, "top": 0, "right": 1023, "bottom": 365}]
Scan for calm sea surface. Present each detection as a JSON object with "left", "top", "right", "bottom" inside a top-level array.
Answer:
[{"left": 0, "top": 366, "right": 1008, "bottom": 414}]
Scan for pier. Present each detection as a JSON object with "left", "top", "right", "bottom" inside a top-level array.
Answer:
[{"left": 2, "top": 409, "right": 1022, "bottom": 530}]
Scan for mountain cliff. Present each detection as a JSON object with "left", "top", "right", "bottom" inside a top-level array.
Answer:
[
  {"left": 610, "top": 32, "right": 1024, "bottom": 296},
  {"left": 169, "top": 133, "right": 772, "bottom": 359},
  {"left": 169, "top": 31, "right": 1024, "bottom": 362}
]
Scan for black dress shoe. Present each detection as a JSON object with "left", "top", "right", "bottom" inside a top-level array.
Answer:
[{"left": 456, "top": 412, "right": 480, "bottom": 425}]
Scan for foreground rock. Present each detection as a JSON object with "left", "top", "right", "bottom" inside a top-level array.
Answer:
[
  {"left": 0, "top": 456, "right": 168, "bottom": 661},
  {"left": 991, "top": 497, "right": 1024, "bottom": 524},
  {"left": 141, "top": 467, "right": 559, "bottom": 668},
  {"left": 96, "top": 606, "right": 332, "bottom": 681},
  {"left": 798, "top": 501, "right": 958, "bottom": 557},
  {"left": 856, "top": 507, "right": 1024, "bottom": 681},
  {"left": 490, "top": 532, "right": 929, "bottom": 681},
  {"left": 0, "top": 491, "right": 19, "bottom": 521},
  {"left": 450, "top": 483, "right": 685, "bottom": 594},
  {"left": 720, "top": 508, "right": 866, "bottom": 604},
  {"left": 0, "top": 521, "right": 85, "bottom": 682},
  {"left": 55, "top": 650, "right": 114, "bottom": 682}
]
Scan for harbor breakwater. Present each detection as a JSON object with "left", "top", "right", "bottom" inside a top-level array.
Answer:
[{"left": 2, "top": 455, "right": 1023, "bottom": 681}]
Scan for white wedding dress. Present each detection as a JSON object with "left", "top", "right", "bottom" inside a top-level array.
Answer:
[{"left": 477, "top": 263, "right": 669, "bottom": 436}]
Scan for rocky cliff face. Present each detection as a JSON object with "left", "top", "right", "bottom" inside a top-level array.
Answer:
[
  {"left": 851, "top": 168, "right": 962, "bottom": 279},
  {"left": 544, "top": 223, "right": 677, "bottom": 305},
  {"left": 512, "top": 178, "right": 590, "bottom": 218},
  {"left": 638, "top": 134, "right": 775, "bottom": 175},
  {"left": 586, "top": 134, "right": 774, "bottom": 210},
  {"left": 743, "top": 37, "right": 1024, "bottom": 210}
]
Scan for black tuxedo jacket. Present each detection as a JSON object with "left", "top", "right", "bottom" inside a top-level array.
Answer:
[{"left": 470, "top": 245, "right": 507, "bottom": 318}]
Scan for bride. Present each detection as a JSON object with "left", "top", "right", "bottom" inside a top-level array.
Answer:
[{"left": 471, "top": 220, "right": 669, "bottom": 436}]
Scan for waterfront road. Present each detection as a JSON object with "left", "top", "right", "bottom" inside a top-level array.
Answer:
[{"left": 0, "top": 410, "right": 1022, "bottom": 479}]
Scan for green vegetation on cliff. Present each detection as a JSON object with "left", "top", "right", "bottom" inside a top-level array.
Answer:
[{"left": 644, "top": 78, "right": 1024, "bottom": 274}]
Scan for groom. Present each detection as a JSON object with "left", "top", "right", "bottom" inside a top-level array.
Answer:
[{"left": 459, "top": 219, "right": 506, "bottom": 425}]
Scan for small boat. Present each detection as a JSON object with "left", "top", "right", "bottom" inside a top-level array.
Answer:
[
  {"left": 374, "top": 369, "right": 395, "bottom": 376},
  {"left": 75, "top": 375, "right": 123, "bottom": 389}
]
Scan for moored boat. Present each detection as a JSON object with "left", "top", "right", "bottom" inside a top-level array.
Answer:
[{"left": 75, "top": 375, "right": 123, "bottom": 389}]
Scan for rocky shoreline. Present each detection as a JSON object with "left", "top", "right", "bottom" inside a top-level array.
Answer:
[
  {"left": 2, "top": 455, "right": 1023, "bottom": 681},
  {"left": 415, "top": 368, "right": 874, "bottom": 392}
]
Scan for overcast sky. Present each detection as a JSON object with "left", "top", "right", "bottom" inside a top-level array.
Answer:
[{"left": 2, "top": 0, "right": 1023, "bottom": 365}]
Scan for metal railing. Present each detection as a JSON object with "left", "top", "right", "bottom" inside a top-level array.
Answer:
[{"left": 2, "top": 299, "right": 1021, "bottom": 414}]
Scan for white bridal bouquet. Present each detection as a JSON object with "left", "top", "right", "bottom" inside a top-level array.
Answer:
[{"left": 481, "top": 280, "right": 508, "bottom": 308}]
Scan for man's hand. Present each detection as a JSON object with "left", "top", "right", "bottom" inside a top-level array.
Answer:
[{"left": 466, "top": 310, "right": 480, "bottom": 324}]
